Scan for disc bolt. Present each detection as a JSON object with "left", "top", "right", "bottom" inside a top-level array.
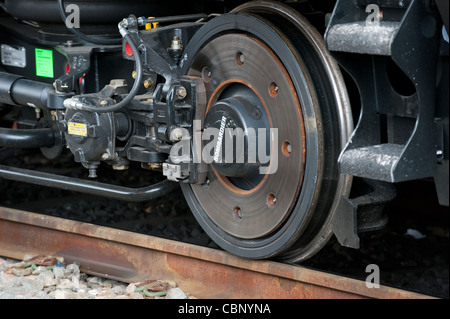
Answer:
[
  {"left": 233, "top": 206, "right": 243, "bottom": 221},
  {"left": 267, "top": 193, "right": 277, "bottom": 208},
  {"left": 282, "top": 141, "right": 292, "bottom": 157},
  {"left": 269, "top": 82, "right": 279, "bottom": 97},
  {"left": 236, "top": 52, "right": 244, "bottom": 66},
  {"left": 202, "top": 67, "right": 212, "bottom": 83}
]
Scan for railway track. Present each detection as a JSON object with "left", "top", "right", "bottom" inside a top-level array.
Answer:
[{"left": 0, "top": 206, "right": 435, "bottom": 299}]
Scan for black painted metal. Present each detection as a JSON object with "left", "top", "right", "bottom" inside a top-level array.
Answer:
[
  {"left": 326, "top": 0, "right": 441, "bottom": 182},
  {"left": 0, "top": 72, "right": 53, "bottom": 109},
  {"left": 0, "top": 164, "right": 178, "bottom": 202},
  {"left": 0, "top": 127, "right": 55, "bottom": 148},
  {"left": 0, "top": 72, "right": 71, "bottom": 110}
]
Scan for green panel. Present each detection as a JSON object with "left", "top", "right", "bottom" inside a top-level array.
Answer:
[{"left": 35, "top": 48, "right": 54, "bottom": 78}]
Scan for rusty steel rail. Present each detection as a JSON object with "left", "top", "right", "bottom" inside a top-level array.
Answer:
[{"left": 0, "top": 207, "right": 434, "bottom": 299}]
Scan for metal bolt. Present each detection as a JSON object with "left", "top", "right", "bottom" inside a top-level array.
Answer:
[
  {"left": 171, "top": 36, "right": 181, "bottom": 50},
  {"left": 144, "top": 79, "right": 153, "bottom": 89},
  {"left": 176, "top": 86, "right": 187, "bottom": 100},
  {"left": 100, "top": 100, "right": 108, "bottom": 107},
  {"left": 88, "top": 166, "right": 97, "bottom": 179},
  {"left": 170, "top": 127, "right": 184, "bottom": 141}
]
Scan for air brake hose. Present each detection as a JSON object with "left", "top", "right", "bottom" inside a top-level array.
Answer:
[
  {"left": 63, "top": 31, "right": 143, "bottom": 113},
  {"left": 59, "top": 0, "right": 143, "bottom": 113}
]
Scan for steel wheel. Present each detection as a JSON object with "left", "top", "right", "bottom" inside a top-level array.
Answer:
[{"left": 180, "top": 1, "right": 353, "bottom": 261}]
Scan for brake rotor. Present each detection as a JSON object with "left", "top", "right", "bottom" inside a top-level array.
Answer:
[
  {"left": 186, "top": 33, "right": 305, "bottom": 239},
  {"left": 180, "top": 1, "right": 353, "bottom": 261}
]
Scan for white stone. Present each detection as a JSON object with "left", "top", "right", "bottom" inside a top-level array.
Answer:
[
  {"left": 165, "top": 287, "right": 187, "bottom": 299},
  {"left": 37, "top": 270, "right": 56, "bottom": 287},
  {"left": 88, "top": 288, "right": 100, "bottom": 296},
  {"left": 53, "top": 267, "right": 65, "bottom": 281},
  {"left": 125, "top": 283, "right": 137, "bottom": 294},
  {"left": 32, "top": 266, "right": 50, "bottom": 275}
]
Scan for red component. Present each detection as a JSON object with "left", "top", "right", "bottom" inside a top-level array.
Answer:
[
  {"left": 125, "top": 42, "right": 133, "bottom": 56},
  {"left": 65, "top": 63, "right": 70, "bottom": 75}
]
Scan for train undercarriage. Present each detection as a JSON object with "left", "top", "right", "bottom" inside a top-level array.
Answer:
[{"left": 0, "top": 0, "right": 448, "bottom": 261}]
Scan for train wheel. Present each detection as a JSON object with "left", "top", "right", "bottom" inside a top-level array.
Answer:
[{"left": 180, "top": 1, "right": 353, "bottom": 261}]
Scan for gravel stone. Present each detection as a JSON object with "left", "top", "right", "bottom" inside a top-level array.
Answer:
[
  {"left": 32, "top": 266, "right": 50, "bottom": 275},
  {"left": 125, "top": 283, "right": 137, "bottom": 294},
  {"left": 37, "top": 269, "right": 57, "bottom": 287},
  {"left": 53, "top": 267, "right": 65, "bottom": 281},
  {"left": 11, "top": 267, "right": 32, "bottom": 277},
  {"left": 0, "top": 257, "right": 192, "bottom": 299},
  {"left": 165, "top": 287, "right": 187, "bottom": 299},
  {"left": 65, "top": 263, "right": 80, "bottom": 277}
]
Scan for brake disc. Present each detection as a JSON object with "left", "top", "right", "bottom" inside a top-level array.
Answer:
[
  {"left": 180, "top": 2, "right": 353, "bottom": 261},
  {"left": 185, "top": 32, "right": 305, "bottom": 239}
]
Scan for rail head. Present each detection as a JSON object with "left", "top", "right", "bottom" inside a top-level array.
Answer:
[{"left": 0, "top": 207, "right": 436, "bottom": 299}]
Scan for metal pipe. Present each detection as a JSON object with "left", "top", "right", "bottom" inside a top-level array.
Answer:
[
  {"left": 0, "top": 72, "right": 53, "bottom": 108},
  {"left": 0, "top": 127, "right": 55, "bottom": 148},
  {"left": 0, "top": 164, "right": 178, "bottom": 202}
]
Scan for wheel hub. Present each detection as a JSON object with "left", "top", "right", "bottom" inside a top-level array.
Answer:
[{"left": 204, "top": 83, "right": 270, "bottom": 180}]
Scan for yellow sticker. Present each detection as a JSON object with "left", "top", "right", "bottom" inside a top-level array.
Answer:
[{"left": 68, "top": 122, "right": 87, "bottom": 137}]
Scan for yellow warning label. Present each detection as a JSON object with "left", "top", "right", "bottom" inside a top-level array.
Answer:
[{"left": 68, "top": 122, "right": 87, "bottom": 137}]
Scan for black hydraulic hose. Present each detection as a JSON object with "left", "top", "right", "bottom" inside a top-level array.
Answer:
[
  {"left": 0, "top": 127, "right": 55, "bottom": 148},
  {"left": 57, "top": 0, "right": 122, "bottom": 45},
  {"left": 64, "top": 32, "right": 143, "bottom": 113}
]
